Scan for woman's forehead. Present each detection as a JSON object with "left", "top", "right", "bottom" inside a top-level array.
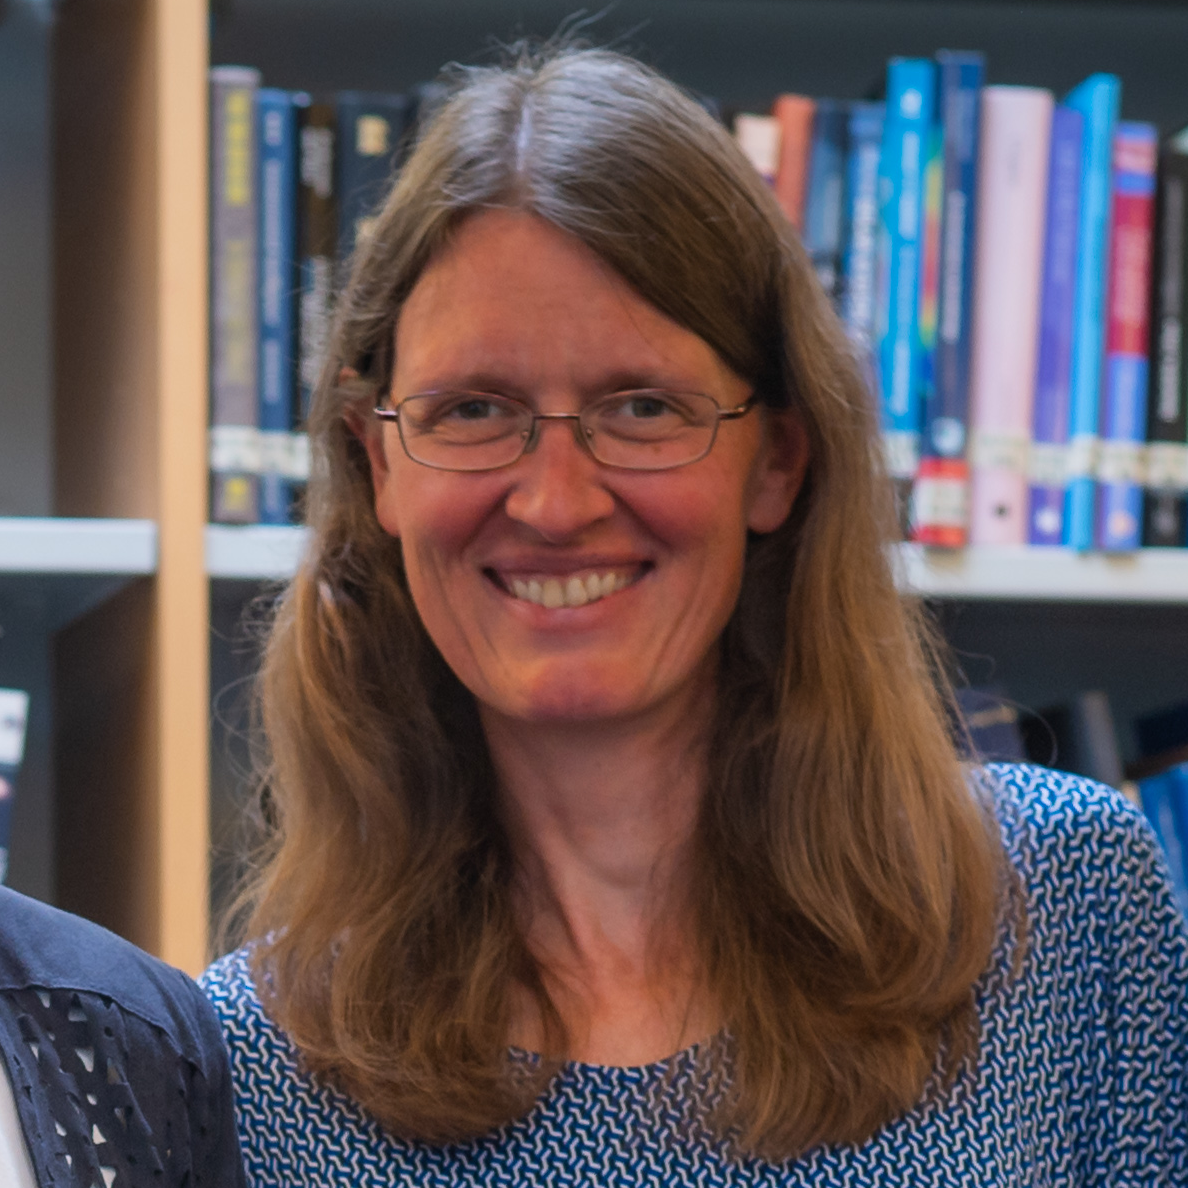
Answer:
[{"left": 391, "top": 210, "right": 741, "bottom": 396}]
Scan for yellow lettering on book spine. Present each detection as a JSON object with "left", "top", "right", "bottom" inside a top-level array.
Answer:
[
  {"left": 224, "top": 91, "right": 252, "bottom": 207},
  {"left": 220, "top": 239, "right": 253, "bottom": 386}
]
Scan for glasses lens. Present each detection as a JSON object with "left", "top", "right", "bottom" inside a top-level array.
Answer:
[
  {"left": 584, "top": 391, "right": 716, "bottom": 469},
  {"left": 398, "top": 392, "right": 530, "bottom": 469}
]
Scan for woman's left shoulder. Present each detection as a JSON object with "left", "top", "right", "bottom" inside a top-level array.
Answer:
[
  {"left": 977, "top": 761, "right": 1167, "bottom": 887},
  {"left": 976, "top": 762, "right": 1188, "bottom": 964},
  {"left": 198, "top": 945, "right": 272, "bottom": 1043}
]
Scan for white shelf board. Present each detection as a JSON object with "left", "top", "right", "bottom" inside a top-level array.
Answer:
[
  {"left": 206, "top": 523, "right": 311, "bottom": 580},
  {"left": 0, "top": 517, "right": 156, "bottom": 574},
  {"left": 897, "top": 543, "right": 1188, "bottom": 603},
  {"left": 0, "top": 518, "right": 157, "bottom": 629},
  {"left": 205, "top": 525, "right": 1188, "bottom": 604}
]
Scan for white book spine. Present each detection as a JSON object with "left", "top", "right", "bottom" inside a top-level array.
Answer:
[{"left": 967, "top": 86, "right": 1054, "bottom": 545}]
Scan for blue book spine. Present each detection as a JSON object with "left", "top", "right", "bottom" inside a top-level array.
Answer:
[
  {"left": 1097, "top": 121, "right": 1158, "bottom": 551},
  {"left": 257, "top": 88, "right": 300, "bottom": 524},
  {"left": 876, "top": 59, "right": 937, "bottom": 488},
  {"left": 927, "top": 50, "right": 984, "bottom": 467},
  {"left": 803, "top": 100, "right": 850, "bottom": 304},
  {"left": 842, "top": 102, "right": 885, "bottom": 350},
  {"left": 1139, "top": 766, "right": 1188, "bottom": 914},
  {"left": 1029, "top": 105, "right": 1085, "bottom": 545},
  {"left": 1061, "top": 74, "right": 1122, "bottom": 550}
]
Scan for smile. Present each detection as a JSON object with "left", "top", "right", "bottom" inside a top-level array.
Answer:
[{"left": 499, "top": 569, "right": 642, "bottom": 609}]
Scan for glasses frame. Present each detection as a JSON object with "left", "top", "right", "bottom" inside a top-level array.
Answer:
[{"left": 371, "top": 389, "right": 758, "bottom": 473}]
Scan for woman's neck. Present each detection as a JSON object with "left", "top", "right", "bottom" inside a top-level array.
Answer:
[{"left": 481, "top": 695, "right": 714, "bottom": 1065}]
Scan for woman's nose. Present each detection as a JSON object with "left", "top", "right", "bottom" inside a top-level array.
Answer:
[{"left": 502, "top": 415, "right": 616, "bottom": 540}]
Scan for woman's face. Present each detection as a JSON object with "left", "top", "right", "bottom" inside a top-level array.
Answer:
[{"left": 361, "top": 209, "right": 806, "bottom": 727}]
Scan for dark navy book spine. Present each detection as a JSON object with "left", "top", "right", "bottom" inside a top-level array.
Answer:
[
  {"left": 928, "top": 51, "right": 984, "bottom": 469},
  {"left": 335, "top": 91, "right": 410, "bottom": 268}
]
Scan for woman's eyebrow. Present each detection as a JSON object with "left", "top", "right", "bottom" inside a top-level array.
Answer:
[{"left": 398, "top": 367, "right": 702, "bottom": 398}]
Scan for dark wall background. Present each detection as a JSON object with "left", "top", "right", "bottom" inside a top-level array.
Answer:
[{"left": 212, "top": 0, "right": 1188, "bottom": 131}]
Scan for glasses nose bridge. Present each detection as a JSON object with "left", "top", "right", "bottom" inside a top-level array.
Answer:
[{"left": 521, "top": 409, "right": 595, "bottom": 461}]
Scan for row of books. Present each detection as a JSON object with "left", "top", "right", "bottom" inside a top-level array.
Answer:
[
  {"left": 208, "top": 67, "right": 444, "bottom": 524},
  {"left": 0, "top": 688, "right": 29, "bottom": 886},
  {"left": 736, "top": 55, "right": 1188, "bottom": 551}
]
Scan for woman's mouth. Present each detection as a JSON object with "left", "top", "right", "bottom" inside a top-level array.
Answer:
[{"left": 489, "top": 567, "right": 646, "bottom": 609}]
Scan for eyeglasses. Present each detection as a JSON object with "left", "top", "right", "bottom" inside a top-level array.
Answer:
[{"left": 372, "top": 389, "right": 757, "bottom": 473}]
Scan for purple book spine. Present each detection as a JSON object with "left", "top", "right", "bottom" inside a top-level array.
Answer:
[{"left": 1028, "top": 105, "right": 1084, "bottom": 545}]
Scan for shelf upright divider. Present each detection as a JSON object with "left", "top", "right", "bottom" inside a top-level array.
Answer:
[{"left": 154, "top": 0, "right": 211, "bottom": 975}]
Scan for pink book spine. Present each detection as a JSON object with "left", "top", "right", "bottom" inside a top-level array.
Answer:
[{"left": 966, "top": 87, "right": 1054, "bottom": 545}]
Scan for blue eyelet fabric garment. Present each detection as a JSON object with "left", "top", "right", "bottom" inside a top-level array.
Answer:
[
  {"left": 0, "top": 886, "right": 247, "bottom": 1188},
  {"left": 201, "top": 765, "right": 1188, "bottom": 1186}
]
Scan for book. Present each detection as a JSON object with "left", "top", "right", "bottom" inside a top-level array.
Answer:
[
  {"left": 1021, "top": 689, "right": 1125, "bottom": 788},
  {"left": 0, "top": 689, "right": 29, "bottom": 885},
  {"left": 966, "top": 86, "right": 1054, "bottom": 545},
  {"left": 1097, "top": 121, "right": 1158, "bottom": 550},
  {"left": 256, "top": 87, "right": 300, "bottom": 525},
  {"left": 876, "top": 59, "right": 937, "bottom": 524},
  {"left": 912, "top": 118, "right": 945, "bottom": 532},
  {"left": 1062, "top": 74, "right": 1123, "bottom": 550},
  {"left": 842, "top": 101, "right": 885, "bottom": 358},
  {"left": 953, "top": 686, "right": 1026, "bottom": 763},
  {"left": 1029, "top": 105, "right": 1085, "bottom": 545},
  {"left": 771, "top": 93, "right": 815, "bottom": 228},
  {"left": 735, "top": 113, "right": 781, "bottom": 187},
  {"left": 1137, "top": 764, "right": 1188, "bottom": 913},
  {"left": 802, "top": 99, "right": 850, "bottom": 300},
  {"left": 297, "top": 96, "right": 337, "bottom": 429},
  {"left": 209, "top": 65, "right": 262, "bottom": 524},
  {"left": 914, "top": 51, "right": 984, "bottom": 549},
  {"left": 336, "top": 91, "right": 410, "bottom": 267},
  {"left": 1144, "top": 126, "right": 1188, "bottom": 547}
]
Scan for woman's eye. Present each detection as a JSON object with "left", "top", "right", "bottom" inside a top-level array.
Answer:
[
  {"left": 624, "top": 396, "right": 670, "bottom": 419},
  {"left": 604, "top": 393, "right": 686, "bottom": 421},
  {"left": 443, "top": 398, "right": 503, "bottom": 421}
]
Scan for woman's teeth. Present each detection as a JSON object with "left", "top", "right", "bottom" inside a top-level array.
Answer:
[{"left": 510, "top": 571, "right": 632, "bottom": 609}]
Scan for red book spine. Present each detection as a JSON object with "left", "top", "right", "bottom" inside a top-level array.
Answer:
[{"left": 772, "top": 94, "right": 815, "bottom": 229}]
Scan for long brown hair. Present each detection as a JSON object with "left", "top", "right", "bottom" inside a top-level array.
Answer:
[{"left": 234, "top": 45, "right": 1005, "bottom": 1159}]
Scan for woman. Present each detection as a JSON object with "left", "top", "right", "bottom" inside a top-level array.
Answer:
[{"left": 202, "top": 46, "right": 1188, "bottom": 1183}]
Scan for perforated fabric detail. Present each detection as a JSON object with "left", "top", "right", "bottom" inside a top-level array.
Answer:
[{"left": 1, "top": 985, "right": 217, "bottom": 1188}]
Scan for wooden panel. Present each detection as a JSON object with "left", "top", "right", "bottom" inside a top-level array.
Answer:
[
  {"left": 53, "top": 0, "right": 158, "bottom": 520},
  {"left": 154, "top": 0, "right": 211, "bottom": 974}
]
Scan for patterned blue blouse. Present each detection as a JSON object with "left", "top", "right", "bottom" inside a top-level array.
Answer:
[{"left": 201, "top": 765, "right": 1188, "bottom": 1186}]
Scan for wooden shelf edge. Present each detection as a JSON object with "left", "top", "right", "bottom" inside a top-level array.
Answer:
[{"left": 0, "top": 517, "right": 157, "bottom": 575}]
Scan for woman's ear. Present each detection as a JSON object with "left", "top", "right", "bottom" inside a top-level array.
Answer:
[
  {"left": 340, "top": 367, "right": 392, "bottom": 495},
  {"left": 746, "top": 408, "right": 810, "bottom": 534}
]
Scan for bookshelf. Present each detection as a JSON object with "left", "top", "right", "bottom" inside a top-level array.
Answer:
[
  {"left": 4, "top": 0, "right": 1188, "bottom": 976},
  {"left": 0, "top": 0, "right": 209, "bottom": 972}
]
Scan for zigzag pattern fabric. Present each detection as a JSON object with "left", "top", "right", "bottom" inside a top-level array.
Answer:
[{"left": 201, "top": 765, "right": 1188, "bottom": 1185}]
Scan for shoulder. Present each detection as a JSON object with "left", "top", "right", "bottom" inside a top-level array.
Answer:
[
  {"left": 199, "top": 946, "right": 298, "bottom": 1073},
  {"left": 980, "top": 761, "right": 1188, "bottom": 980},
  {"left": 981, "top": 761, "right": 1164, "bottom": 885},
  {"left": 0, "top": 887, "right": 226, "bottom": 1071}
]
